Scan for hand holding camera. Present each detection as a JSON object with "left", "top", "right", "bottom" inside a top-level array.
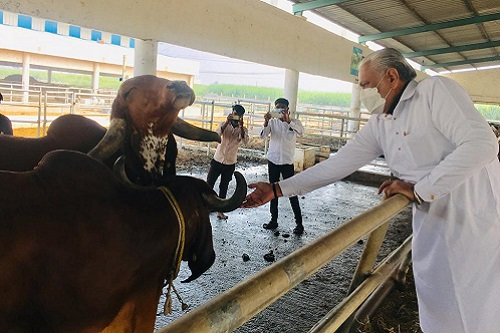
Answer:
[
  {"left": 229, "top": 114, "right": 240, "bottom": 121},
  {"left": 270, "top": 111, "right": 283, "bottom": 119},
  {"left": 264, "top": 111, "right": 272, "bottom": 123}
]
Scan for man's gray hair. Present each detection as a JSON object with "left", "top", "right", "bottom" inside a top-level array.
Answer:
[{"left": 360, "top": 48, "right": 417, "bottom": 82}]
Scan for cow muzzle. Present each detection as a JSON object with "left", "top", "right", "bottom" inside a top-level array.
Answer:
[
  {"left": 168, "top": 81, "right": 196, "bottom": 110},
  {"left": 182, "top": 249, "right": 216, "bottom": 283}
]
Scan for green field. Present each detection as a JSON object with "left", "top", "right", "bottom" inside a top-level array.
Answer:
[
  {"left": 0, "top": 68, "right": 122, "bottom": 90},
  {"left": 1, "top": 68, "right": 499, "bottom": 120}
]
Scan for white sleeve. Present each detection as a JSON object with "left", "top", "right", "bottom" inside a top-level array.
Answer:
[
  {"left": 289, "top": 119, "right": 304, "bottom": 136},
  {"left": 414, "top": 78, "right": 499, "bottom": 202},
  {"left": 260, "top": 123, "right": 271, "bottom": 139},
  {"left": 279, "top": 120, "right": 383, "bottom": 196}
]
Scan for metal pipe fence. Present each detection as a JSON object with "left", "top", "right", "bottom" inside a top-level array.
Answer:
[
  {"left": 157, "top": 195, "right": 411, "bottom": 333},
  {"left": 0, "top": 86, "right": 368, "bottom": 156}
]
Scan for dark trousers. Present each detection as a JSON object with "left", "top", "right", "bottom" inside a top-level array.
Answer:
[
  {"left": 207, "top": 159, "right": 236, "bottom": 199},
  {"left": 268, "top": 161, "right": 302, "bottom": 224}
]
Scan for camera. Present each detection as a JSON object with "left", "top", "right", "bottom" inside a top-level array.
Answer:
[{"left": 270, "top": 111, "right": 283, "bottom": 118}]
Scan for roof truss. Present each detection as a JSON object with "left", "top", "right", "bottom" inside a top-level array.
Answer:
[{"left": 358, "top": 13, "right": 500, "bottom": 44}]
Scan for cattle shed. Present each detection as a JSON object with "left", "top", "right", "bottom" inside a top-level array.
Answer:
[{"left": 0, "top": 0, "right": 499, "bottom": 332}]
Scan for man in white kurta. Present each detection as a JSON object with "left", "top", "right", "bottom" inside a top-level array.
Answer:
[
  {"left": 243, "top": 48, "right": 500, "bottom": 333},
  {"left": 260, "top": 98, "right": 305, "bottom": 234}
]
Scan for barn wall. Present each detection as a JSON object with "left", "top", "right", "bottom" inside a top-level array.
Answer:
[
  {"left": 0, "top": 0, "right": 371, "bottom": 84},
  {"left": 441, "top": 68, "right": 500, "bottom": 105}
]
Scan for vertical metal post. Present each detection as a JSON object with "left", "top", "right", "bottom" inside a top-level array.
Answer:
[
  {"left": 348, "top": 221, "right": 391, "bottom": 294},
  {"left": 36, "top": 91, "right": 42, "bottom": 138},
  {"left": 207, "top": 100, "right": 215, "bottom": 156},
  {"left": 40, "top": 91, "right": 46, "bottom": 136},
  {"left": 43, "top": 91, "right": 48, "bottom": 137},
  {"left": 70, "top": 92, "right": 76, "bottom": 114},
  {"left": 335, "top": 220, "right": 391, "bottom": 333},
  {"left": 121, "top": 55, "right": 127, "bottom": 81}
]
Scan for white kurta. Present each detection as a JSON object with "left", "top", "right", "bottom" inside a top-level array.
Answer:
[
  {"left": 279, "top": 77, "right": 500, "bottom": 333},
  {"left": 260, "top": 118, "right": 304, "bottom": 165}
]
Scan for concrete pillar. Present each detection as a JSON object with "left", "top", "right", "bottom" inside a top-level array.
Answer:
[
  {"left": 47, "top": 69, "right": 52, "bottom": 84},
  {"left": 92, "top": 63, "right": 100, "bottom": 92},
  {"left": 347, "top": 80, "right": 361, "bottom": 137},
  {"left": 134, "top": 39, "right": 158, "bottom": 76},
  {"left": 284, "top": 68, "right": 299, "bottom": 116},
  {"left": 22, "top": 53, "right": 31, "bottom": 102}
]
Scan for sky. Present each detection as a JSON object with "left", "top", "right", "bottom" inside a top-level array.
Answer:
[{"left": 157, "top": 0, "right": 370, "bottom": 94}]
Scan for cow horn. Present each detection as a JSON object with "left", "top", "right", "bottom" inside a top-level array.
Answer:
[
  {"left": 202, "top": 171, "right": 247, "bottom": 212},
  {"left": 172, "top": 118, "right": 221, "bottom": 143},
  {"left": 88, "top": 118, "right": 127, "bottom": 161},
  {"left": 113, "top": 156, "right": 154, "bottom": 189},
  {"left": 113, "top": 156, "right": 134, "bottom": 185}
]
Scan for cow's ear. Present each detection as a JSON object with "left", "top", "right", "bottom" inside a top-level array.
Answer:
[
  {"left": 110, "top": 88, "right": 133, "bottom": 119},
  {"left": 122, "top": 86, "right": 137, "bottom": 100}
]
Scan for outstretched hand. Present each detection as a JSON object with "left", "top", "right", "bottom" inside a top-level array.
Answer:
[{"left": 241, "top": 182, "right": 275, "bottom": 208}]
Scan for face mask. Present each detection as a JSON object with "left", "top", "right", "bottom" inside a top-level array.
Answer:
[
  {"left": 359, "top": 88, "right": 386, "bottom": 114},
  {"left": 359, "top": 75, "right": 393, "bottom": 115}
]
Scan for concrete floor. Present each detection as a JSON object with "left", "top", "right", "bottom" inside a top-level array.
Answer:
[{"left": 154, "top": 161, "right": 413, "bottom": 332}]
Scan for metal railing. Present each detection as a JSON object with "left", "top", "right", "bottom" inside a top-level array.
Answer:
[
  {"left": 0, "top": 86, "right": 367, "bottom": 156},
  {"left": 157, "top": 194, "right": 411, "bottom": 332},
  {"left": 0, "top": 87, "right": 115, "bottom": 136}
]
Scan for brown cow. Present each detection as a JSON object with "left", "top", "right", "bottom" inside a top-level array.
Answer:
[
  {"left": 89, "top": 75, "right": 219, "bottom": 185},
  {"left": 0, "top": 92, "right": 13, "bottom": 135},
  {"left": 0, "top": 114, "right": 108, "bottom": 171},
  {"left": 0, "top": 75, "right": 219, "bottom": 183},
  {"left": 0, "top": 149, "right": 246, "bottom": 333}
]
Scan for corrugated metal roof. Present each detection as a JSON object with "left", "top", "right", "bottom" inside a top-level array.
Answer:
[{"left": 290, "top": 0, "right": 500, "bottom": 73}]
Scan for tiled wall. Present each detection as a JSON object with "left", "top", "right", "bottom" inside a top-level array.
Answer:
[{"left": 0, "top": 10, "right": 135, "bottom": 48}]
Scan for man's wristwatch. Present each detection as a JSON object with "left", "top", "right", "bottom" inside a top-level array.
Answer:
[{"left": 272, "top": 182, "right": 278, "bottom": 199}]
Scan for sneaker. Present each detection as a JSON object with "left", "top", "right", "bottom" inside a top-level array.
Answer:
[
  {"left": 217, "top": 212, "right": 228, "bottom": 220},
  {"left": 262, "top": 220, "right": 278, "bottom": 230},
  {"left": 293, "top": 224, "right": 304, "bottom": 235}
]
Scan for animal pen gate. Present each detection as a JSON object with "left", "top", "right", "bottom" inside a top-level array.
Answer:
[
  {"left": 158, "top": 195, "right": 412, "bottom": 333},
  {"left": 1, "top": 83, "right": 368, "bottom": 156},
  {"left": 0, "top": 83, "right": 116, "bottom": 137},
  {"left": 177, "top": 98, "right": 369, "bottom": 157}
]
